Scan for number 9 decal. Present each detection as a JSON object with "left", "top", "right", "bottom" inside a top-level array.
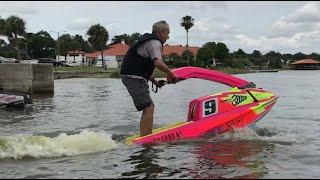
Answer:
[{"left": 203, "top": 98, "right": 218, "bottom": 117}]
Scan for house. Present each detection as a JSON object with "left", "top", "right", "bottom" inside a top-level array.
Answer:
[
  {"left": 290, "top": 59, "right": 320, "bottom": 70},
  {"left": 162, "top": 44, "right": 200, "bottom": 61},
  {"left": 85, "top": 40, "right": 129, "bottom": 68},
  {"left": 56, "top": 50, "right": 86, "bottom": 66},
  {"left": 85, "top": 52, "right": 99, "bottom": 67}
]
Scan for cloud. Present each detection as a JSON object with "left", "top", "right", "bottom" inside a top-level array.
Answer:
[
  {"left": 67, "top": 17, "right": 100, "bottom": 31},
  {"left": 193, "top": 18, "right": 238, "bottom": 35},
  {"left": 181, "top": 1, "right": 227, "bottom": 9},
  {"left": 0, "top": 1, "right": 39, "bottom": 15},
  {"left": 286, "top": 1, "right": 320, "bottom": 23},
  {"left": 271, "top": 2, "right": 320, "bottom": 37},
  {"left": 234, "top": 34, "right": 300, "bottom": 52},
  {"left": 234, "top": 30, "right": 320, "bottom": 54},
  {"left": 185, "top": 18, "right": 239, "bottom": 45}
]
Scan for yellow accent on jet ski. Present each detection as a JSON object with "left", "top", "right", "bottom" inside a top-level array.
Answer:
[{"left": 125, "top": 121, "right": 192, "bottom": 145}]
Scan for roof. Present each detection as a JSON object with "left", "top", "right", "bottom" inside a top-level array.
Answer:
[
  {"left": 68, "top": 50, "right": 86, "bottom": 55},
  {"left": 162, "top": 44, "right": 200, "bottom": 56},
  {"left": 103, "top": 43, "right": 129, "bottom": 56},
  {"left": 86, "top": 52, "right": 100, "bottom": 58},
  {"left": 291, "top": 59, "right": 320, "bottom": 65},
  {"left": 85, "top": 43, "right": 129, "bottom": 58},
  {"left": 85, "top": 42, "right": 200, "bottom": 58}
]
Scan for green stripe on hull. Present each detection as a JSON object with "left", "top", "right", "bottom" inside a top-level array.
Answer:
[
  {"left": 251, "top": 98, "right": 276, "bottom": 115},
  {"left": 249, "top": 91, "right": 274, "bottom": 101}
]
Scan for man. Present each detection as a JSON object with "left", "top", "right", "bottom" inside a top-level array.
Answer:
[{"left": 120, "top": 20, "right": 179, "bottom": 137}]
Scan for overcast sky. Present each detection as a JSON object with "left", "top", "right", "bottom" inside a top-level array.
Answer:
[{"left": 1, "top": 1, "right": 320, "bottom": 54}]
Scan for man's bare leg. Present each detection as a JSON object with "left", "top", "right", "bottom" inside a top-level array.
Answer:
[{"left": 140, "top": 103, "right": 154, "bottom": 137}]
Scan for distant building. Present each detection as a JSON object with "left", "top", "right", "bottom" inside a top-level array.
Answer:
[
  {"left": 85, "top": 39, "right": 129, "bottom": 68},
  {"left": 290, "top": 59, "right": 320, "bottom": 70},
  {"left": 162, "top": 44, "right": 200, "bottom": 61},
  {"left": 56, "top": 50, "right": 86, "bottom": 66}
]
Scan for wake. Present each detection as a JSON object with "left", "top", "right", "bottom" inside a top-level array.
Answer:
[{"left": 0, "top": 129, "right": 117, "bottom": 160}]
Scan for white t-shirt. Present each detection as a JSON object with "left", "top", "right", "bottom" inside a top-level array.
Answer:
[{"left": 137, "top": 39, "right": 162, "bottom": 61}]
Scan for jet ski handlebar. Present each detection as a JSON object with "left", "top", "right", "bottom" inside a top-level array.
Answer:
[{"left": 151, "top": 80, "right": 167, "bottom": 93}]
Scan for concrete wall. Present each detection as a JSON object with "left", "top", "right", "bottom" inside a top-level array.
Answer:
[
  {"left": 0, "top": 63, "right": 54, "bottom": 95},
  {"left": 32, "top": 64, "right": 54, "bottom": 94}
]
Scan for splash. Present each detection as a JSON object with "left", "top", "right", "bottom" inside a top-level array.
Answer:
[{"left": 0, "top": 129, "right": 117, "bottom": 160}]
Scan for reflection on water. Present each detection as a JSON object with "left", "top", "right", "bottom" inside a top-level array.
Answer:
[
  {"left": 31, "top": 93, "right": 54, "bottom": 99},
  {"left": 191, "top": 140, "right": 271, "bottom": 179},
  {"left": 119, "top": 137, "right": 276, "bottom": 179},
  {"left": 121, "top": 145, "right": 167, "bottom": 179}
]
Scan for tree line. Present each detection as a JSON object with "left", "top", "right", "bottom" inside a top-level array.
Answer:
[
  {"left": 1, "top": 15, "right": 319, "bottom": 69},
  {"left": 0, "top": 15, "right": 143, "bottom": 63}
]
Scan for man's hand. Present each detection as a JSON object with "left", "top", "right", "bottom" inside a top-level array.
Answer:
[
  {"left": 153, "top": 79, "right": 162, "bottom": 88},
  {"left": 149, "top": 77, "right": 165, "bottom": 88},
  {"left": 153, "top": 59, "right": 181, "bottom": 84},
  {"left": 166, "top": 74, "right": 179, "bottom": 84}
]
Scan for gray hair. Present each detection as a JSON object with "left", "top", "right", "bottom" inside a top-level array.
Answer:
[{"left": 152, "top": 20, "right": 169, "bottom": 34}]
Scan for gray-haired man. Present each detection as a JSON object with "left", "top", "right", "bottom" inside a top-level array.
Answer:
[{"left": 121, "top": 20, "right": 179, "bottom": 137}]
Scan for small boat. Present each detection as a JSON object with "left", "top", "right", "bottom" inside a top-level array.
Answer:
[
  {"left": 126, "top": 67, "right": 278, "bottom": 145},
  {"left": 0, "top": 92, "right": 31, "bottom": 108}
]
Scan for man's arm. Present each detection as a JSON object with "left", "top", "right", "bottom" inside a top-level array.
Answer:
[{"left": 154, "top": 59, "right": 178, "bottom": 83}]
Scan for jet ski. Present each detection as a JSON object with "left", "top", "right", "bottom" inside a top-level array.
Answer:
[{"left": 126, "top": 67, "right": 278, "bottom": 145}]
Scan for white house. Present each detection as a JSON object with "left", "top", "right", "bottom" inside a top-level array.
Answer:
[
  {"left": 85, "top": 40, "right": 129, "bottom": 68},
  {"left": 56, "top": 50, "right": 86, "bottom": 66},
  {"left": 96, "top": 55, "right": 118, "bottom": 68}
]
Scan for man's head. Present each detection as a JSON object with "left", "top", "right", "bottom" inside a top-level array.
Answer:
[{"left": 152, "top": 20, "right": 170, "bottom": 43}]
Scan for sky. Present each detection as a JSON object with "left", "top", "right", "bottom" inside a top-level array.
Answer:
[{"left": 1, "top": 1, "right": 320, "bottom": 54}]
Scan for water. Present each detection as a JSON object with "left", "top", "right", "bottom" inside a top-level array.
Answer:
[{"left": 0, "top": 70, "right": 319, "bottom": 178}]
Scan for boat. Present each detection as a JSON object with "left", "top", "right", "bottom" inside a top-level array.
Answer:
[
  {"left": 126, "top": 67, "right": 278, "bottom": 145},
  {"left": 0, "top": 92, "right": 31, "bottom": 108}
]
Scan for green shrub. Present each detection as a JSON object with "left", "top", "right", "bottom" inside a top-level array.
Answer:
[
  {"left": 110, "top": 69, "right": 120, "bottom": 78},
  {"left": 173, "top": 61, "right": 188, "bottom": 68}
]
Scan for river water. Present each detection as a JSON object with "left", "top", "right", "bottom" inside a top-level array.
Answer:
[{"left": 0, "top": 70, "right": 319, "bottom": 178}]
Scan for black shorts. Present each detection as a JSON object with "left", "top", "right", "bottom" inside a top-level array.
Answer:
[{"left": 121, "top": 76, "right": 153, "bottom": 111}]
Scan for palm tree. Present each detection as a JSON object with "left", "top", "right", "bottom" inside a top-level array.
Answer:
[
  {"left": 180, "top": 15, "right": 194, "bottom": 66},
  {"left": 86, "top": 24, "right": 109, "bottom": 68},
  {"left": 5, "top": 15, "right": 26, "bottom": 60},
  {"left": 112, "top": 34, "right": 130, "bottom": 44}
]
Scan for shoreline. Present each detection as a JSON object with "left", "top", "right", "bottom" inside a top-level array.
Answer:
[
  {"left": 54, "top": 72, "right": 112, "bottom": 79},
  {"left": 53, "top": 68, "right": 282, "bottom": 80}
]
